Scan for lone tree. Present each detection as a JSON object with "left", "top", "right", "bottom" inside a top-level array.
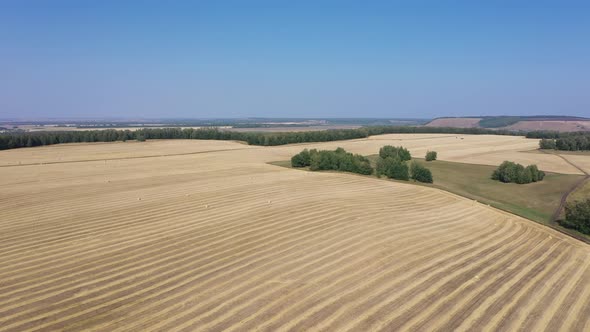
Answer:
[{"left": 425, "top": 151, "right": 437, "bottom": 161}]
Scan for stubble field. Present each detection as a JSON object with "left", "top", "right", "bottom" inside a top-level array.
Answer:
[{"left": 1, "top": 134, "right": 589, "bottom": 331}]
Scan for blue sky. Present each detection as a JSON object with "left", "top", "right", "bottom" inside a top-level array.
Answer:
[{"left": 1, "top": 1, "right": 589, "bottom": 119}]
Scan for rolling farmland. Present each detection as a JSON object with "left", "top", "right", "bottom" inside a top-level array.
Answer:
[{"left": 1, "top": 135, "right": 590, "bottom": 331}]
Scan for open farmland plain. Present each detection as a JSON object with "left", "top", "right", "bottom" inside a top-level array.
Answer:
[{"left": 1, "top": 134, "right": 590, "bottom": 331}]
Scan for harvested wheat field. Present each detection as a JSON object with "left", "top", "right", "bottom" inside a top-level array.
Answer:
[
  {"left": 425, "top": 117, "right": 482, "bottom": 128},
  {"left": 1, "top": 135, "right": 590, "bottom": 331}
]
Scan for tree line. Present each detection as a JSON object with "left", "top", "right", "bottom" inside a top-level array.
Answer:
[
  {"left": 537, "top": 132, "right": 590, "bottom": 151},
  {"left": 526, "top": 131, "right": 590, "bottom": 151},
  {"left": 491, "top": 161, "right": 545, "bottom": 184},
  {"left": 375, "top": 146, "right": 434, "bottom": 183},
  {"left": 0, "top": 126, "right": 523, "bottom": 151}
]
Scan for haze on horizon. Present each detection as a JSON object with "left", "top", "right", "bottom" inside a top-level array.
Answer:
[{"left": 1, "top": 1, "right": 589, "bottom": 119}]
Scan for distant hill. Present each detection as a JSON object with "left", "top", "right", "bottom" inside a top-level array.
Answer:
[
  {"left": 425, "top": 117, "right": 482, "bottom": 128},
  {"left": 425, "top": 116, "right": 590, "bottom": 132}
]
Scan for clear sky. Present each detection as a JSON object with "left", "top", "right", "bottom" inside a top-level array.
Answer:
[{"left": 1, "top": 1, "right": 589, "bottom": 119}]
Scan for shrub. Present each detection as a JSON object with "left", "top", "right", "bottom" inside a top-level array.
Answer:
[
  {"left": 425, "top": 151, "right": 437, "bottom": 161},
  {"left": 532, "top": 132, "right": 590, "bottom": 151},
  {"left": 136, "top": 135, "right": 146, "bottom": 142},
  {"left": 376, "top": 157, "right": 409, "bottom": 180},
  {"left": 491, "top": 161, "right": 545, "bottom": 184},
  {"left": 562, "top": 199, "right": 590, "bottom": 234},
  {"left": 379, "top": 145, "right": 411, "bottom": 161},
  {"left": 410, "top": 162, "right": 433, "bottom": 183}
]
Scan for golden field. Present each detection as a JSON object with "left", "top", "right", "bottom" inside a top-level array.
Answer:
[{"left": 1, "top": 135, "right": 589, "bottom": 331}]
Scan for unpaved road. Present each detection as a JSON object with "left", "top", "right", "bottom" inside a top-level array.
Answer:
[{"left": 541, "top": 150, "right": 590, "bottom": 223}]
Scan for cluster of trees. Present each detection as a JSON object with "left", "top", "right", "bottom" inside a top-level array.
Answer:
[
  {"left": 539, "top": 139, "right": 557, "bottom": 149},
  {"left": 375, "top": 145, "right": 433, "bottom": 183},
  {"left": 526, "top": 131, "right": 562, "bottom": 139},
  {"left": 491, "top": 161, "right": 545, "bottom": 184},
  {"left": 527, "top": 131, "right": 590, "bottom": 151},
  {"left": 0, "top": 125, "right": 524, "bottom": 151},
  {"left": 290, "top": 148, "right": 373, "bottom": 175},
  {"left": 379, "top": 145, "right": 411, "bottom": 161},
  {"left": 562, "top": 199, "right": 590, "bottom": 234},
  {"left": 290, "top": 145, "right": 433, "bottom": 183},
  {"left": 425, "top": 151, "right": 437, "bottom": 161},
  {"left": 527, "top": 130, "right": 589, "bottom": 139},
  {"left": 538, "top": 133, "right": 590, "bottom": 151}
]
